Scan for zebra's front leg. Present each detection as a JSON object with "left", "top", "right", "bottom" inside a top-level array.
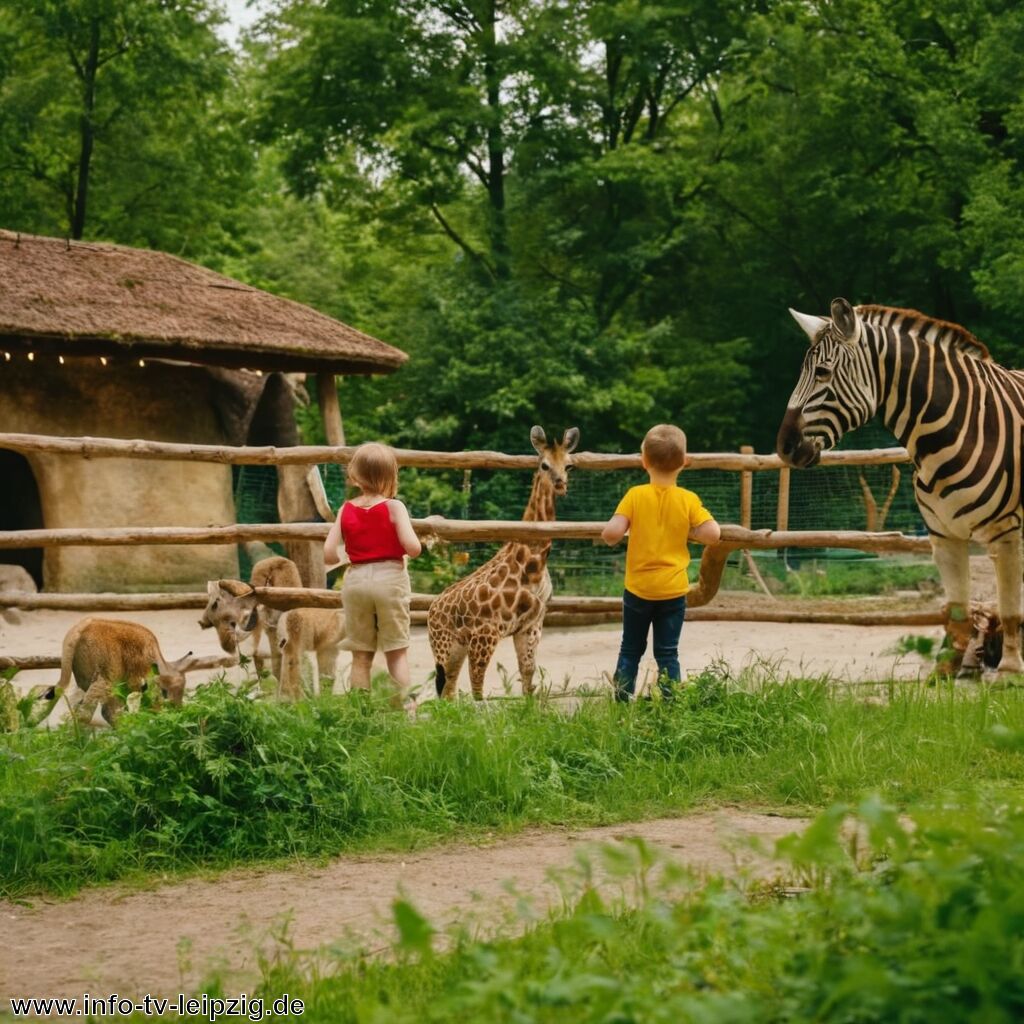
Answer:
[
  {"left": 988, "top": 531, "right": 1023, "bottom": 676},
  {"left": 930, "top": 534, "right": 972, "bottom": 676}
]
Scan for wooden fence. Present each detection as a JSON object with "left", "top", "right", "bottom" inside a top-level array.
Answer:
[{"left": 0, "top": 433, "right": 936, "bottom": 672}]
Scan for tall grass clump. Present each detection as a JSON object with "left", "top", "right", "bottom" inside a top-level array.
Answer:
[
  {"left": 2, "top": 675, "right": 1024, "bottom": 896},
  {"left": 249, "top": 796, "right": 1024, "bottom": 1023}
]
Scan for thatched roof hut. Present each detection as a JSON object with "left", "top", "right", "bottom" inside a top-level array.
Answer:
[
  {"left": 0, "top": 231, "right": 407, "bottom": 593},
  {"left": 0, "top": 230, "right": 406, "bottom": 373}
]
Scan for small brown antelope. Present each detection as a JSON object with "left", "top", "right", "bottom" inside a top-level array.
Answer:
[
  {"left": 199, "top": 578, "right": 260, "bottom": 658},
  {"left": 45, "top": 618, "right": 197, "bottom": 726},
  {"left": 199, "top": 557, "right": 305, "bottom": 676},
  {"left": 249, "top": 556, "right": 303, "bottom": 677},
  {"left": 277, "top": 607, "right": 346, "bottom": 701}
]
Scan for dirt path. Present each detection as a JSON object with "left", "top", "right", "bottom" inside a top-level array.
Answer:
[{"left": 1, "top": 810, "right": 805, "bottom": 1006}]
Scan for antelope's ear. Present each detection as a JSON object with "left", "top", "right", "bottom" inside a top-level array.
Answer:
[
  {"left": 206, "top": 580, "right": 219, "bottom": 599},
  {"left": 789, "top": 307, "right": 829, "bottom": 343},
  {"left": 530, "top": 425, "right": 547, "bottom": 454},
  {"left": 562, "top": 427, "right": 580, "bottom": 453},
  {"left": 830, "top": 297, "right": 859, "bottom": 343}
]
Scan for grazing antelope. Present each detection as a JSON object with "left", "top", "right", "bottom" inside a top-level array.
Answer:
[{"left": 45, "top": 618, "right": 197, "bottom": 726}]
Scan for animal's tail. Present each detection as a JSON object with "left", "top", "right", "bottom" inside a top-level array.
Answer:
[{"left": 435, "top": 663, "right": 446, "bottom": 697}]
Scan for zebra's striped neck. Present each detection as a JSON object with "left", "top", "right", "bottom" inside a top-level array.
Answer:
[{"left": 865, "top": 311, "right": 991, "bottom": 464}]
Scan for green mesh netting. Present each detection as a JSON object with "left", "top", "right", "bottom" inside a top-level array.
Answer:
[{"left": 231, "top": 420, "right": 927, "bottom": 593}]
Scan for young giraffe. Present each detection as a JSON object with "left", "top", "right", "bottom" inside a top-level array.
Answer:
[{"left": 429, "top": 425, "right": 580, "bottom": 700}]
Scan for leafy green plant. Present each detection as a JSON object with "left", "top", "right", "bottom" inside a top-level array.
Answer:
[
  {"left": 244, "top": 796, "right": 1024, "bottom": 1023},
  {"left": 2, "top": 675, "right": 1024, "bottom": 897}
]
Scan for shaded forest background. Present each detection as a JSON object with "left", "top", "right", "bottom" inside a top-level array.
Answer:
[{"left": 2, "top": 0, "right": 1023, "bottom": 462}]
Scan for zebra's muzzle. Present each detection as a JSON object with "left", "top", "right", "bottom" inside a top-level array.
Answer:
[{"left": 776, "top": 410, "right": 822, "bottom": 468}]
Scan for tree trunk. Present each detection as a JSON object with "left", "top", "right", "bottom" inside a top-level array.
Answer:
[
  {"left": 70, "top": 18, "right": 101, "bottom": 240},
  {"left": 481, "top": 1, "right": 508, "bottom": 278}
]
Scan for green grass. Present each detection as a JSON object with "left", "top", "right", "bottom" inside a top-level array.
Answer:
[
  {"left": 2, "top": 673, "right": 1023, "bottom": 898},
  {"left": 236, "top": 794, "right": 1024, "bottom": 1023}
]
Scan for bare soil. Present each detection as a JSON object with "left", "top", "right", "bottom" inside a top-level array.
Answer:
[{"left": 0, "top": 810, "right": 806, "bottom": 1005}]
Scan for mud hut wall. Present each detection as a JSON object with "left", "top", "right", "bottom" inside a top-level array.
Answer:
[{"left": 1, "top": 356, "right": 238, "bottom": 591}]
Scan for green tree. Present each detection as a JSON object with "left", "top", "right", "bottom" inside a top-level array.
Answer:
[{"left": 0, "top": 0, "right": 245, "bottom": 250}]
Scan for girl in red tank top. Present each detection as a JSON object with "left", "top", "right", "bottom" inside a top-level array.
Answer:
[
  {"left": 340, "top": 500, "right": 407, "bottom": 563},
  {"left": 323, "top": 443, "right": 423, "bottom": 712}
]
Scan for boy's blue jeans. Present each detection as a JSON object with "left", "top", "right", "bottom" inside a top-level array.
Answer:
[{"left": 613, "top": 589, "right": 687, "bottom": 701}]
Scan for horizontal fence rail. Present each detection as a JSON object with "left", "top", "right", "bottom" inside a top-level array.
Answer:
[
  {"left": 0, "top": 432, "right": 912, "bottom": 472},
  {"left": 1, "top": 587, "right": 946, "bottom": 622},
  {"left": 0, "top": 653, "right": 241, "bottom": 673},
  {"left": 0, "top": 521, "right": 934, "bottom": 552}
]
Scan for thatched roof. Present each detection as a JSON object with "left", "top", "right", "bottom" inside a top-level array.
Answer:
[{"left": 0, "top": 230, "right": 407, "bottom": 374}]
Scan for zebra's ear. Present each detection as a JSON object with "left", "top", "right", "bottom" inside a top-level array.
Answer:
[{"left": 831, "top": 298, "right": 860, "bottom": 343}]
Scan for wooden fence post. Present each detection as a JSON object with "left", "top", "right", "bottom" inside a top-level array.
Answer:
[
  {"left": 739, "top": 445, "right": 754, "bottom": 529},
  {"left": 776, "top": 466, "right": 791, "bottom": 532},
  {"left": 317, "top": 373, "right": 345, "bottom": 447}
]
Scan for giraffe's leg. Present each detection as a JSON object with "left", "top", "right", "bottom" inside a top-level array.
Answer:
[
  {"left": 513, "top": 623, "right": 543, "bottom": 696},
  {"left": 438, "top": 644, "right": 467, "bottom": 700},
  {"left": 988, "top": 531, "right": 1023, "bottom": 675},
  {"left": 930, "top": 534, "right": 971, "bottom": 675},
  {"left": 467, "top": 634, "right": 500, "bottom": 701}
]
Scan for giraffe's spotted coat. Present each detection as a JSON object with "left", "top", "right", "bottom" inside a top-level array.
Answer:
[{"left": 428, "top": 426, "right": 579, "bottom": 699}]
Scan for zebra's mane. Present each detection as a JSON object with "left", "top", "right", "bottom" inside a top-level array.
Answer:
[{"left": 857, "top": 304, "right": 991, "bottom": 362}]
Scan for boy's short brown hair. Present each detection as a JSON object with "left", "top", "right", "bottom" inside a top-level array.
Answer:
[
  {"left": 642, "top": 424, "right": 687, "bottom": 473},
  {"left": 347, "top": 442, "right": 399, "bottom": 498}
]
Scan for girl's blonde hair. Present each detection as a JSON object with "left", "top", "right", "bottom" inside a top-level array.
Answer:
[{"left": 347, "top": 442, "right": 399, "bottom": 498}]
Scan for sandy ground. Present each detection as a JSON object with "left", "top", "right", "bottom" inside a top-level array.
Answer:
[
  {"left": 0, "top": 810, "right": 806, "bottom": 1006},
  {"left": 1, "top": 598, "right": 939, "bottom": 712}
]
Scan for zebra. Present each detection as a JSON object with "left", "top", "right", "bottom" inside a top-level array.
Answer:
[{"left": 776, "top": 297, "right": 1024, "bottom": 677}]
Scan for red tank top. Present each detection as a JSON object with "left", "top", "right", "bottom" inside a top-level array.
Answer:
[{"left": 340, "top": 501, "right": 406, "bottom": 563}]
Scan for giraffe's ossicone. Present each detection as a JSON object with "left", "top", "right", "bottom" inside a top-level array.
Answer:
[{"left": 428, "top": 425, "right": 580, "bottom": 699}]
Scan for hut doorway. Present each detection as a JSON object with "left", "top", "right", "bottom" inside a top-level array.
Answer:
[{"left": 0, "top": 449, "right": 44, "bottom": 587}]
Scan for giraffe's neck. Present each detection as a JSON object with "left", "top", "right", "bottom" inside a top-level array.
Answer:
[
  {"left": 522, "top": 471, "right": 556, "bottom": 523},
  {"left": 501, "top": 469, "right": 556, "bottom": 571}
]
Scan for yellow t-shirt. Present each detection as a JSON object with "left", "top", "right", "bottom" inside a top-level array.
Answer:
[{"left": 615, "top": 484, "right": 713, "bottom": 600}]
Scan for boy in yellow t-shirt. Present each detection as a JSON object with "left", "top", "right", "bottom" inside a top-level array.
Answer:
[{"left": 601, "top": 424, "right": 721, "bottom": 701}]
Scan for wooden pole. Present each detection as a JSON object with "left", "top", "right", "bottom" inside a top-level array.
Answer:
[
  {"left": 776, "top": 467, "right": 790, "bottom": 532},
  {"left": 0, "top": 653, "right": 240, "bottom": 672},
  {"left": 317, "top": 373, "right": 346, "bottom": 447},
  {"left": 0, "top": 521, "right": 937, "bottom": 553},
  {"left": 739, "top": 445, "right": 754, "bottom": 529},
  {"left": 0, "top": 433, "right": 912, "bottom": 472}
]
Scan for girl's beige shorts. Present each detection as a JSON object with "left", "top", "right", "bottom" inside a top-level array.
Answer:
[{"left": 341, "top": 560, "right": 411, "bottom": 652}]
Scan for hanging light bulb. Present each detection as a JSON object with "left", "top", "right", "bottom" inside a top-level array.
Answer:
[
  {"left": 3, "top": 352, "right": 10, "bottom": 361},
  {"left": 27, "top": 351, "right": 34, "bottom": 362},
  {"left": 138, "top": 359, "right": 145, "bottom": 368},
  {"left": 59, "top": 355, "right": 65, "bottom": 365},
  {"left": 100, "top": 356, "right": 108, "bottom": 366}
]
